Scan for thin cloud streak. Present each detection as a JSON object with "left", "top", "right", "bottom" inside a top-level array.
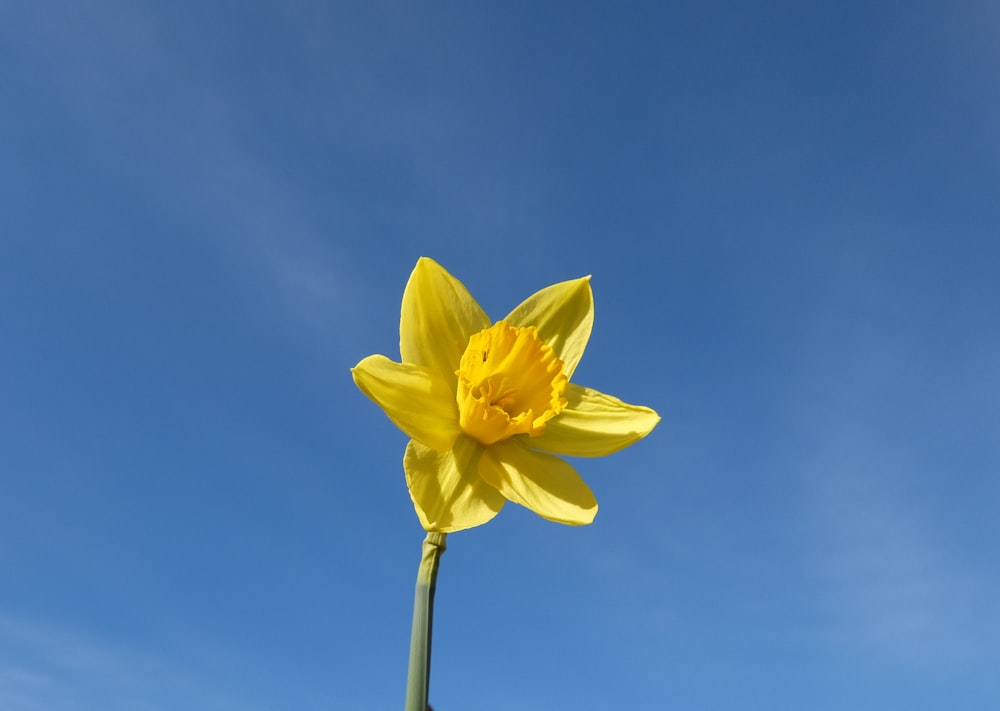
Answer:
[
  {"left": 0, "top": 613, "right": 284, "bottom": 711},
  {"left": 3, "top": 0, "right": 376, "bottom": 354},
  {"left": 795, "top": 308, "right": 998, "bottom": 665},
  {"left": 807, "top": 456, "right": 981, "bottom": 663}
]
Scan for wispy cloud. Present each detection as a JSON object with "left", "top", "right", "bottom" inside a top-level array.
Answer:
[
  {"left": 805, "top": 453, "right": 981, "bottom": 663},
  {"left": 3, "top": 0, "right": 377, "bottom": 355},
  {"left": 0, "top": 613, "right": 169, "bottom": 711},
  {"left": 0, "top": 613, "right": 296, "bottom": 711},
  {"left": 794, "top": 281, "right": 999, "bottom": 666}
]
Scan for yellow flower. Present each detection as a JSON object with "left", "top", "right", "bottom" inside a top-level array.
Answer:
[{"left": 351, "top": 257, "right": 660, "bottom": 532}]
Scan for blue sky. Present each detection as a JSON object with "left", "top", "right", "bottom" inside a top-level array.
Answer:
[{"left": 2, "top": 1, "right": 999, "bottom": 709}]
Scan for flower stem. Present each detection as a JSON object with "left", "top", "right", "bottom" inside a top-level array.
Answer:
[{"left": 405, "top": 531, "right": 447, "bottom": 711}]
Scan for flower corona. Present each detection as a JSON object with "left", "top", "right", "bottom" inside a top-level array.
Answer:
[{"left": 456, "top": 322, "right": 568, "bottom": 445}]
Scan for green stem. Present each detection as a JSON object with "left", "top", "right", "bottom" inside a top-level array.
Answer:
[{"left": 405, "top": 531, "right": 447, "bottom": 711}]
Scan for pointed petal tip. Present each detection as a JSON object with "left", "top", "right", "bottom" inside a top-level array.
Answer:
[
  {"left": 351, "top": 355, "right": 461, "bottom": 451},
  {"left": 400, "top": 256, "right": 490, "bottom": 374},
  {"left": 560, "top": 501, "right": 599, "bottom": 527},
  {"left": 405, "top": 438, "right": 505, "bottom": 532},
  {"left": 414, "top": 256, "right": 442, "bottom": 271},
  {"left": 479, "top": 440, "right": 598, "bottom": 526},
  {"left": 531, "top": 386, "right": 661, "bottom": 457},
  {"left": 407, "top": 257, "right": 445, "bottom": 284},
  {"left": 503, "top": 274, "right": 595, "bottom": 377}
]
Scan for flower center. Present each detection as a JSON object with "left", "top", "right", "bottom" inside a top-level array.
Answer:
[{"left": 456, "top": 321, "right": 568, "bottom": 446}]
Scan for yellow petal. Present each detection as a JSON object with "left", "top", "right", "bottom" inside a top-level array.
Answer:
[
  {"left": 531, "top": 384, "right": 661, "bottom": 458},
  {"left": 478, "top": 439, "right": 597, "bottom": 525},
  {"left": 352, "top": 355, "right": 460, "bottom": 452},
  {"left": 399, "top": 258, "right": 491, "bottom": 385},
  {"left": 503, "top": 276, "right": 593, "bottom": 377},
  {"left": 405, "top": 437, "right": 505, "bottom": 532}
]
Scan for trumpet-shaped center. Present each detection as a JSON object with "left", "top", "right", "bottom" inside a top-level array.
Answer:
[{"left": 456, "top": 321, "right": 568, "bottom": 446}]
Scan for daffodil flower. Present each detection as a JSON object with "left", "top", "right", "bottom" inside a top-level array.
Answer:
[{"left": 352, "top": 257, "right": 660, "bottom": 532}]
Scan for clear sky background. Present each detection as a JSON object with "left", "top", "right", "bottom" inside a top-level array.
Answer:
[{"left": 2, "top": 2, "right": 999, "bottom": 710}]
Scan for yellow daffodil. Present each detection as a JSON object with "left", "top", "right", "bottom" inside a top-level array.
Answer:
[{"left": 352, "top": 257, "right": 660, "bottom": 532}]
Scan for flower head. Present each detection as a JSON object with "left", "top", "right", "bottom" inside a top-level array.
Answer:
[{"left": 352, "top": 257, "right": 660, "bottom": 532}]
